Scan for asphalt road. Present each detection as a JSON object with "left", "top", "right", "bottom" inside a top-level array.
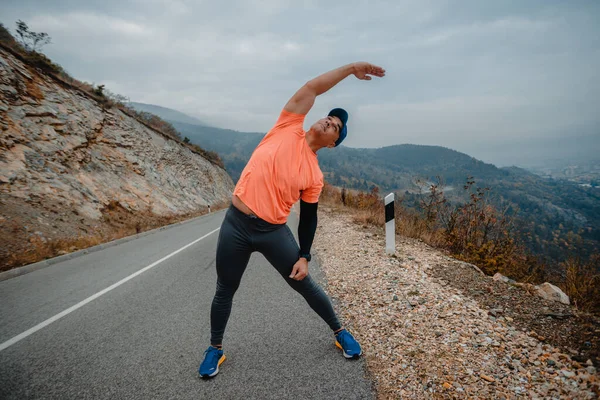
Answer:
[{"left": 0, "top": 209, "right": 374, "bottom": 399}]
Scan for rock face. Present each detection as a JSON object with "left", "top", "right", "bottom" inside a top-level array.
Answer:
[{"left": 0, "top": 47, "right": 235, "bottom": 266}]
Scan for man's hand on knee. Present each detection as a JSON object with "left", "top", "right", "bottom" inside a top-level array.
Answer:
[{"left": 289, "top": 258, "right": 309, "bottom": 281}]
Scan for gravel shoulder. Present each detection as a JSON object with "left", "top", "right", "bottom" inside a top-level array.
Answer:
[{"left": 313, "top": 206, "right": 599, "bottom": 399}]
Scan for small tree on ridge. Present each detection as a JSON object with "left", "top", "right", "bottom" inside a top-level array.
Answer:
[{"left": 15, "top": 20, "right": 51, "bottom": 52}]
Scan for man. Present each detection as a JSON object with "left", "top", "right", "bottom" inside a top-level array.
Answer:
[{"left": 199, "top": 62, "right": 386, "bottom": 378}]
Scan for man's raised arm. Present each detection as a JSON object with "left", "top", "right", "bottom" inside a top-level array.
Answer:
[{"left": 284, "top": 62, "right": 385, "bottom": 115}]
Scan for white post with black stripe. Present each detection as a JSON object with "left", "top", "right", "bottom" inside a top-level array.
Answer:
[{"left": 384, "top": 193, "right": 395, "bottom": 254}]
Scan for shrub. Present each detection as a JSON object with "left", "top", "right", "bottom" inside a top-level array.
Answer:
[
  {"left": 93, "top": 84, "right": 105, "bottom": 97},
  {"left": 120, "top": 106, "right": 181, "bottom": 141},
  {"left": 563, "top": 256, "right": 600, "bottom": 312},
  {"left": 26, "top": 51, "right": 65, "bottom": 75},
  {"left": 189, "top": 144, "right": 225, "bottom": 169},
  {"left": 0, "top": 23, "right": 21, "bottom": 50}
]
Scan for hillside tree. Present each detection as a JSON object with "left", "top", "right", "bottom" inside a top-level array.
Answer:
[{"left": 15, "top": 20, "right": 51, "bottom": 52}]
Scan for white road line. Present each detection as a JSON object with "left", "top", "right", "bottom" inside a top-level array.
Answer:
[{"left": 0, "top": 227, "right": 220, "bottom": 352}]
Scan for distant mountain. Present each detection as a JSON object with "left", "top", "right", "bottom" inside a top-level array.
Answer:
[
  {"left": 167, "top": 120, "right": 599, "bottom": 267},
  {"left": 318, "top": 144, "right": 509, "bottom": 190},
  {"left": 128, "top": 102, "right": 212, "bottom": 127},
  {"left": 169, "top": 119, "right": 508, "bottom": 188},
  {"left": 468, "top": 132, "right": 600, "bottom": 169}
]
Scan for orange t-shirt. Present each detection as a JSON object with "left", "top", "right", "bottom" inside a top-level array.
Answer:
[{"left": 233, "top": 109, "right": 324, "bottom": 224}]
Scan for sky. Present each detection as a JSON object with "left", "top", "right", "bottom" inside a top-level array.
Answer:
[{"left": 2, "top": 0, "right": 599, "bottom": 166}]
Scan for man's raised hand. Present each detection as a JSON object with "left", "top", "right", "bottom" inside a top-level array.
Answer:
[{"left": 353, "top": 62, "right": 386, "bottom": 80}]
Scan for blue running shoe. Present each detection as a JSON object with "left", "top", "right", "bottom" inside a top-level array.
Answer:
[
  {"left": 199, "top": 346, "right": 226, "bottom": 378},
  {"left": 335, "top": 329, "right": 363, "bottom": 359}
]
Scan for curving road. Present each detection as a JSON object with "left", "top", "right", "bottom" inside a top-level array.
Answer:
[{"left": 0, "top": 209, "right": 374, "bottom": 399}]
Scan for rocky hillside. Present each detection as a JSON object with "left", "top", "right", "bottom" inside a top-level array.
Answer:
[{"left": 0, "top": 47, "right": 235, "bottom": 269}]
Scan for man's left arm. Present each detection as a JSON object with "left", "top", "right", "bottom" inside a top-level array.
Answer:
[
  {"left": 289, "top": 200, "right": 318, "bottom": 281},
  {"left": 298, "top": 200, "right": 318, "bottom": 259}
]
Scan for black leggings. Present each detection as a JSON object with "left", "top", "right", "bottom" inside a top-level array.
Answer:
[{"left": 210, "top": 205, "right": 341, "bottom": 345}]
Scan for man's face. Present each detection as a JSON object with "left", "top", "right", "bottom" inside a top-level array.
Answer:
[{"left": 310, "top": 115, "right": 342, "bottom": 148}]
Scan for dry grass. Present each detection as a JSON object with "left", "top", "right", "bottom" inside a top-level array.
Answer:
[
  {"left": 564, "top": 256, "right": 600, "bottom": 312},
  {"left": 351, "top": 207, "right": 384, "bottom": 226},
  {"left": 394, "top": 206, "right": 446, "bottom": 247},
  {"left": 1, "top": 201, "right": 229, "bottom": 272},
  {"left": 4, "top": 235, "right": 106, "bottom": 268}
]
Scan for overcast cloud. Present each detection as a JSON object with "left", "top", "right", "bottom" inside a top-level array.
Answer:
[{"left": 2, "top": 0, "right": 599, "bottom": 166}]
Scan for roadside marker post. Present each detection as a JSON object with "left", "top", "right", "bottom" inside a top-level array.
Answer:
[{"left": 385, "top": 193, "right": 395, "bottom": 255}]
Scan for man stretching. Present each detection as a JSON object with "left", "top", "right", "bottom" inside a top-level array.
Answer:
[{"left": 199, "top": 62, "right": 386, "bottom": 378}]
